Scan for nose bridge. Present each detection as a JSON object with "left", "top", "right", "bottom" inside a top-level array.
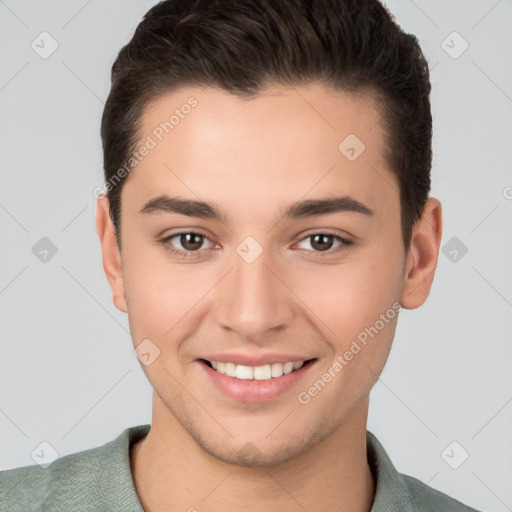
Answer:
[{"left": 214, "top": 238, "right": 292, "bottom": 339}]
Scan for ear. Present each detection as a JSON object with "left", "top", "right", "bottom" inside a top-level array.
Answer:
[
  {"left": 400, "top": 197, "right": 442, "bottom": 309},
  {"left": 95, "top": 197, "right": 128, "bottom": 313}
]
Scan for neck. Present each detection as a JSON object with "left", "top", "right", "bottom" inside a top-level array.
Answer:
[{"left": 131, "top": 394, "right": 375, "bottom": 512}]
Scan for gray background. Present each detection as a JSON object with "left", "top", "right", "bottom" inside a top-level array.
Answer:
[{"left": 0, "top": 1, "right": 511, "bottom": 510}]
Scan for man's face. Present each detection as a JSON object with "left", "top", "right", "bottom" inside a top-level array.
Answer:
[{"left": 110, "top": 84, "right": 408, "bottom": 465}]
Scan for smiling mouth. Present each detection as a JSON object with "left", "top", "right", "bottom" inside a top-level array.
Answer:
[{"left": 201, "top": 358, "right": 316, "bottom": 380}]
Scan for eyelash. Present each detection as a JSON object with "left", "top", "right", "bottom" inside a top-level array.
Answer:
[{"left": 160, "top": 231, "right": 354, "bottom": 259}]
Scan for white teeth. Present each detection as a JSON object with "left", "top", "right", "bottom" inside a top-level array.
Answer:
[
  {"left": 225, "top": 362, "right": 237, "bottom": 377},
  {"left": 207, "top": 360, "right": 307, "bottom": 380},
  {"left": 282, "top": 362, "right": 294, "bottom": 374},
  {"left": 253, "top": 364, "right": 272, "bottom": 380},
  {"left": 271, "top": 363, "right": 283, "bottom": 377},
  {"left": 236, "top": 364, "right": 253, "bottom": 380}
]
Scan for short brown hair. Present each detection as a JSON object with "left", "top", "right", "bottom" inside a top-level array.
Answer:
[{"left": 101, "top": 0, "right": 432, "bottom": 249}]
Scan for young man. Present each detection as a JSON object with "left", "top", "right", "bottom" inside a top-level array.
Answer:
[{"left": 0, "top": 0, "right": 482, "bottom": 510}]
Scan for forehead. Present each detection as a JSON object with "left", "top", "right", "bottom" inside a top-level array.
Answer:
[
  {"left": 141, "top": 83, "right": 385, "bottom": 155},
  {"left": 123, "top": 83, "right": 397, "bottom": 223}
]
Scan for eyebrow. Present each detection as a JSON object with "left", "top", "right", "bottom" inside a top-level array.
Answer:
[{"left": 139, "top": 194, "right": 374, "bottom": 222}]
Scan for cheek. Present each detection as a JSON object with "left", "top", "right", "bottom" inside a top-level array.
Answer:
[
  {"left": 294, "top": 261, "right": 401, "bottom": 408},
  {"left": 288, "top": 249, "right": 403, "bottom": 343},
  {"left": 121, "top": 246, "right": 196, "bottom": 344}
]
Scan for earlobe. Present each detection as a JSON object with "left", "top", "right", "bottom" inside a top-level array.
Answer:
[
  {"left": 95, "top": 197, "right": 128, "bottom": 313},
  {"left": 400, "top": 198, "right": 443, "bottom": 310}
]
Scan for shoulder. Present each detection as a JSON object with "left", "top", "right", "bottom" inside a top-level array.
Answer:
[
  {"left": 366, "top": 431, "right": 482, "bottom": 512},
  {"left": 1, "top": 446, "right": 101, "bottom": 511},
  {"left": 401, "top": 473, "right": 481, "bottom": 511},
  {"left": 0, "top": 424, "right": 150, "bottom": 512}
]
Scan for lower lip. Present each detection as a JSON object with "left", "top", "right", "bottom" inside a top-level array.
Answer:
[{"left": 197, "top": 359, "right": 316, "bottom": 403}]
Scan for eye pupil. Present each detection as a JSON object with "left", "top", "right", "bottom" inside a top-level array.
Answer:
[
  {"left": 311, "top": 234, "right": 333, "bottom": 251},
  {"left": 181, "top": 233, "right": 203, "bottom": 251}
]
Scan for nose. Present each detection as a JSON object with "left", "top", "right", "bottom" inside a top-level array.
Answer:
[{"left": 214, "top": 243, "right": 294, "bottom": 342}]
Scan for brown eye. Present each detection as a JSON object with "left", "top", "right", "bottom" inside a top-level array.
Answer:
[
  {"left": 296, "top": 233, "right": 353, "bottom": 256},
  {"left": 309, "top": 234, "right": 335, "bottom": 252},
  {"left": 162, "top": 231, "right": 214, "bottom": 258},
  {"left": 178, "top": 233, "right": 205, "bottom": 251}
]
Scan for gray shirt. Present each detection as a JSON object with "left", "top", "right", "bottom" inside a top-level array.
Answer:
[{"left": 0, "top": 424, "right": 481, "bottom": 511}]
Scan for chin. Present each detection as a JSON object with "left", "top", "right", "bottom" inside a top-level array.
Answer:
[
  {"left": 202, "top": 441, "right": 301, "bottom": 467},
  {"left": 193, "top": 426, "right": 330, "bottom": 468}
]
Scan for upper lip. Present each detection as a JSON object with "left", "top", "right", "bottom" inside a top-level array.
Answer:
[{"left": 199, "top": 352, "right": 316, "bottom": 366}]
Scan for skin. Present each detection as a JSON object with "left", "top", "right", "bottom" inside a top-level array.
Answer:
[{"left": 96, "top": 83, "right": 442, "bottom": 512}]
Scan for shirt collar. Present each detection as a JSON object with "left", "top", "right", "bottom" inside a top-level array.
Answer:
[{"left": 367, "top": 430, "right": 416, "bottom": 512}]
